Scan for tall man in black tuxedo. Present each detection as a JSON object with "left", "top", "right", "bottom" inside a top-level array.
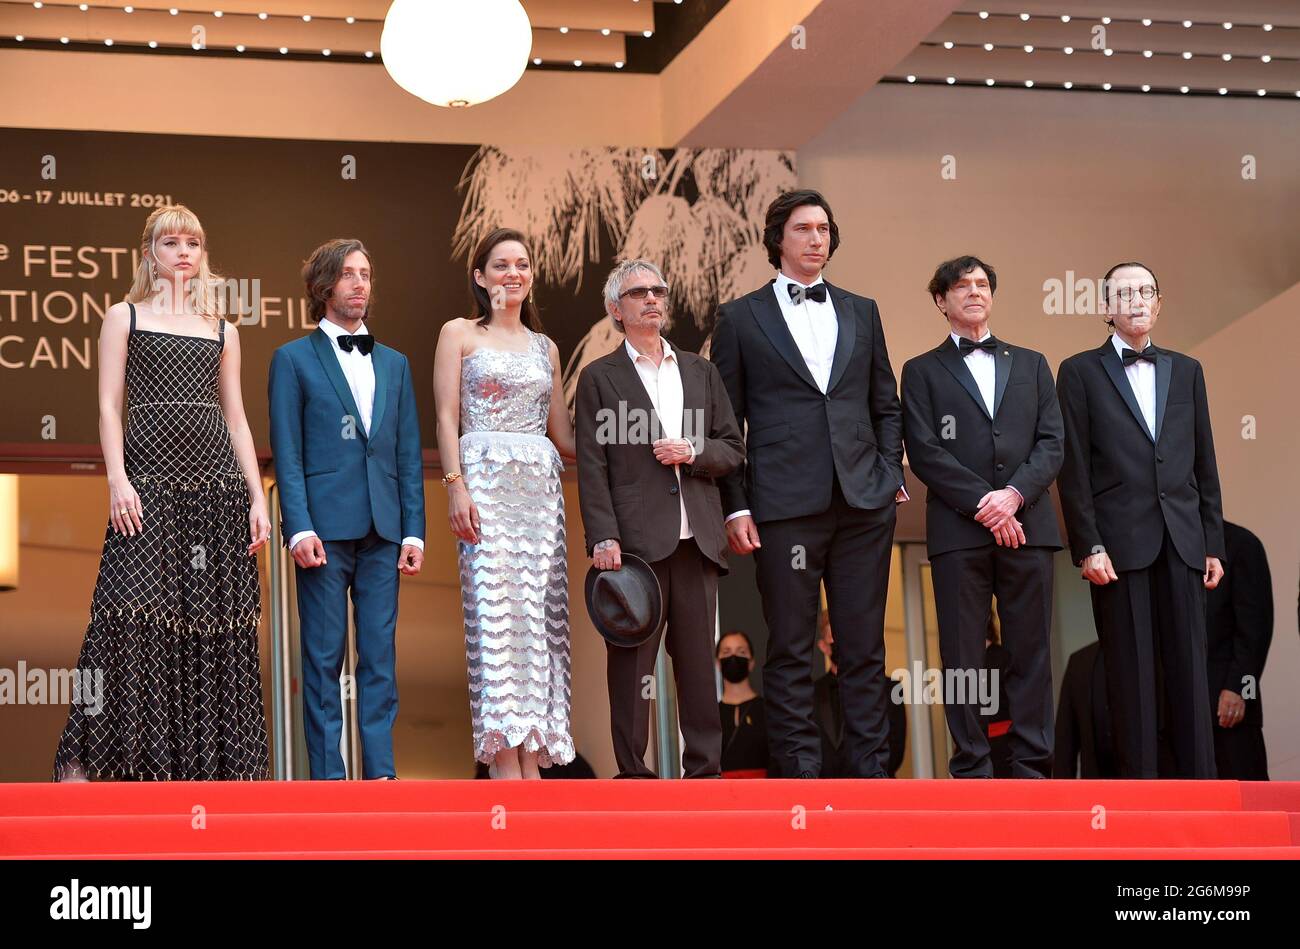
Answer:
[
  {"left": 710, "top": 190, "right": 906, "bottom": 778},
  {"left": 1057, "top": 262, "right": 1225, "bottom": 779},
  {"left": 901, "top": 256, "right": 1064, "bottom": 778}
]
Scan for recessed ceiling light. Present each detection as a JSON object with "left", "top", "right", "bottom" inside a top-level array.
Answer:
[
  {"left": 346, "top": 16, "right": 354, "bottom": 24},
  {"left": 983, "top": 43, "right": 993, "bottom": 51},
  {"left": 14, "top": 34, "right": 23, "bottom": 41},
  {"left": 104, "top": 38, "right": 112, "bottom": 45},
  {"left": 573, "top": 59, "right": 582, "bottom": 66},
  {"left": 1257, "top": 89, "right": 1266, "bottom": 96},
  {"left": 1263, "top": 24, "right": 1273, "bottom": 32},
  {"left": 302, "top": 14, "right": 311, "bottom": 22},
  {"left": 1063, "top": 81, "right": 1073, "bottom": 89},
  {"left": 1222, "top": 53, "right": 1232, "bottom": 61},
  {"left": 148, "top": 40, "right": 157, "bottom": 48},
  {"left": 364, "top": 50, "right": 373, "bottom": 58},
  {"left": 1064, "top": 46, "right": 1073, "bottom": 55},
  {"left": 1060, "top": 15, "right": 1070, "bottom": 23},
  {"left": 1102, "top": 82, "right": 1112, "bottom": 90},
  {"left": 214, "top": 10, "right": 223, "bottom": 17},
  {"left": 1024, "top": 79, "right": 1033, "bottom": 87},
  {"left": 1218, "top": 87, "right": 1227, "bottom": 94},
  {"left": 1024, "top": 45, "right": 1033, "bottom": 52},
  {"left": 946, "top": 76, "right": 956, "bottom": 84},
  {"left": 1180, "top": 86, "right": 1189, "bottom": 93},
  {"left": 1142, "top": 50, "right": 1152, "bottom": 58},
  {"left": 978, "top": 11, "right": 988, "bottom": 19},
  {"left": 1103, "top": 48, "right": 1114, "bottom": 56},
  {"left": 944, "top": 41, "right": 954, "bottom": 49},
  {"left": 985, "top": 78, "right": 994, "bottom": 85},
  {"left": 559, "top": 26, "right": 568, "bottom": 34},
  {"left": 1183, "top": 20, "right": 1192, "bottom": 28},
  {"left": 601, "top": 28, "right": 610, "bottom": 36},
  {"left": 124, "top": 5, "right": 132, "bottom": 11},
  {"left": 1141, "top": 84, "right": 1150, "bottom": 92},
  {"left": 258, "top": 12, "right": 267, "bottom": 20},
  {"left": 643, "top": 30, "right": 652, "bottom": 38},
  {"left": 532, "top": 57, "right": 541, "bottom": 64},
  {"left": 33, "top": 1, "right": 42, "bottom": 8},
  {"left": 1142, "top": 18, "right": 1152, "bottom": 26},
  {"left": 169, "top": 7, "right": 177, "bottom": 14},
  {"left": 322, "top": 48, "right": 330, "bottom": 56},
  {"left": 1182, "top": 51, "right": 1192, "bottom": 59},
  {"left": 1101, "top": 17, "right": 1111, "bottom": 25},
  {"left": 235, "top": 44, "right": 245, "bottom": 52},
  {"left": 1019, "top": 13, "right": 1029, "bottom": 21},
  {"left": 279, "top": 46, "right": 288, "bottom": 54},
  {"left": 59, "top": 36, "right": 68, "bottom": 43},
  {"left": 1261, "top": 55, "right": 1271, "bottom": 63},
  {"left": 614, "top": 61, "right": 624, "bottom": 69},
  {"left": 906, "top": 74, "right": 916, "bottom": 82},
  {"left": 79, "top": 2, "right": 87, "bottom": 9},
  {"left": 1223, "top": 22, "right": 1232, "bottom": 30}
]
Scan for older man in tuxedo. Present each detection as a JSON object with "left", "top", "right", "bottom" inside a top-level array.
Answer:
[
  {"left": 1057, "top": 261, "right": 1225, "bottom": 779},
  {"left": 901, "top": 255, "right": 1064, "bottom": 778}
]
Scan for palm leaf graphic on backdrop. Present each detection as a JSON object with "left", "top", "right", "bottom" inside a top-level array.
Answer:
[{"left": 451, "top": 145, "right": 794, "bottom": 407}]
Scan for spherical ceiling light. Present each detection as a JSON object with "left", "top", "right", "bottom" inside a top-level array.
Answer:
[{"left": 381, "top": 0, "right": 532, "bottom": 108}]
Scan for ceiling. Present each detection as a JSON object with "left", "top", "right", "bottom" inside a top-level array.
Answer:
[
  {"left": 890, "top": 0, "right": 1300, "bottom": 97},
  {"left": 0, "top": 0, "right": 728, "bottom": 70}
]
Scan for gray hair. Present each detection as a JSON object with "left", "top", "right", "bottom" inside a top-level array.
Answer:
[{"left": 603, "top": 259, "right": 668, "bottom": 329}]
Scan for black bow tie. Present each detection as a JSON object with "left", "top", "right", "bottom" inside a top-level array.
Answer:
[
  {"left": 336, "top": 333, "right": 374, "bottom": 355},
  {"left": 788, "top": 282, "right": 828, "bottom": 304},
  {"left": 957, "top": 336, "right": 998, "bottom": 356},
  {"left": 1121, "top": 345, "right": 1158, "bottom": 366}
]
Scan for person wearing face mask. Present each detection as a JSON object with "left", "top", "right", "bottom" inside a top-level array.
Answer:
[
  {"left": 1057, "top": 262, "right": 1226, "bottom": 779},
  {"left": 716, "top": 631, "right": 772, "bottom": 778}
]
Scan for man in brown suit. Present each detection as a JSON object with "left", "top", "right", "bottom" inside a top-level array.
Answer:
[{"left": 576, "top": 259, "right": 746, "bottom": 778}]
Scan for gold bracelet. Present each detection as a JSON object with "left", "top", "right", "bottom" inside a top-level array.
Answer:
[{"left": 442, "top": 472, "right": 462, "bottom": 487}]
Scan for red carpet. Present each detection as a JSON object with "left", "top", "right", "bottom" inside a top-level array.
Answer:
[{"left": 3, "top": 780, "right": 1299, "bottom": 859}]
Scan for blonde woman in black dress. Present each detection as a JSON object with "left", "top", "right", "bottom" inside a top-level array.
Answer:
[{"left": 53, "top": 205, "right": 270, "bottom": 781}]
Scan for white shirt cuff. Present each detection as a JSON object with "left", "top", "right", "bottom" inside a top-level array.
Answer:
[
  {"left": 288, "top": 530, "right": 317, "bottom": 551},
  {"left": 1007, "top": 485, "right": 1024, "bottom": 508},
  {"left": 725, "top": 509, "right": 751, "bottom": 523},
  {"left": 897, "top": 483, "right": 910, "bottom": 502},
  {"left": 401, "top": 536, "right": 424, "bottom": 551}
]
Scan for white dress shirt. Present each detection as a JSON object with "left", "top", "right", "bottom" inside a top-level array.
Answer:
[
  {"left": 625, "top": 337, "right": 693, "bottom": 540},
  {"left": 289, "top": 318, "right": 423, "bottom": 553},
  {"left": 774, "top": 270, "right": 838, "bottom": 393},
  {"left": 1112, "top": 333, "right": 1157, "bottom": 438},
  {"left": 952, "top": 330, "right": 996, "bottom": 416}
]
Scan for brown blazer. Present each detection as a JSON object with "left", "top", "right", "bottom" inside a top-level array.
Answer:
[{"left": 576, "top": 340, "right": 745, "bottom": 572}]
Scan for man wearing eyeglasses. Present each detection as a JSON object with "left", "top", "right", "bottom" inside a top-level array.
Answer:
[
  {"left": 575, "top": 258, "right": 745, "bottom": 778},
  {"left": 1056, "top": 261, "right": 1225, "bottom": 779}
]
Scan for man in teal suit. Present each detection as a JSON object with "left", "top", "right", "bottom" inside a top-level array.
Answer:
[{"left": 269, "top": 238, "right": 425, "bottom": 779}]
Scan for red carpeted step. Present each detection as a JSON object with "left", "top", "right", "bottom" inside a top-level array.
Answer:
[
  {"left": 2, "top": 809, "right": 1292, "bottom": 856},
  {"left": 1240, "top": 783, "right": 1300, "bottom": 813},
  {"left": 15, "top": 847, "right": 1300, "bottom": 860},
  {"left": 0, "top": 779, "right": 1253, "bottom": 817}
]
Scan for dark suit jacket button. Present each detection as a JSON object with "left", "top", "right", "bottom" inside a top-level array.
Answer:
[
  {"left": 996, "top": 463, "right": 1005, "bottom": 471},
  {"left": 1160, "top": 491, "right": 1167, "bottom": 499},
  {"left": 1157, "top": 455, "right": 1164, "bottom": 463},
  {"left": 993, "top": 429, "right": 1001, "bottom": 436},
  {"left": 669, "top": 486, "right": 679, "bottom": 495}
]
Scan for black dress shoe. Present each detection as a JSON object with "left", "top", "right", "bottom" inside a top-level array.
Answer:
[{"left": 796, "top": 770, "right": 818, "bottom": 779}]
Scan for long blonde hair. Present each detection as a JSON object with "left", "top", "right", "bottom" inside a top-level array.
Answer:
[{"left": 126, "top": 204, "right": 225, "bottom": 320}]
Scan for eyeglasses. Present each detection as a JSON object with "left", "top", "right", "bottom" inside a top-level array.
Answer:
[
  {"left": 619, "top": 285, "right": 670, "bottom": 301},
  {"left": 1111, "top": 285, "right": 1159, "bottom": 302}
]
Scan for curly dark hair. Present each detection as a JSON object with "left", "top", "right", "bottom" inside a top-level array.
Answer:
[{"left": 762, "top": 189, "right": 840, "bottom": 270}]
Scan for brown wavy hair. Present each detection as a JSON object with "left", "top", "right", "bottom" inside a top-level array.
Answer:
[
  {"left": 467, "top": 228, "right": 543, "bottom": 331},
  {"left": 303, "top": 238, "right": 373, "bottom": 324}
]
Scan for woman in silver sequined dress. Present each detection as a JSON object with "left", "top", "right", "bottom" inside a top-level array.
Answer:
[{"left": 434, "top": 228, "right": 577, "bottom": 779}]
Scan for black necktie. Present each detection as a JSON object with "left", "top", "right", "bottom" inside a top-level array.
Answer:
[
  {"left": 957, "top": 336, "right": 998, "bottom": 356},
  {"left": 1121, "top": 345, "right": 1157, "bottom": 366},
  {"left": 337, "top": 334, "right": 374, "bottom": 356},
  {"left": 788, "top": 282, "right": 828, "bottom": 304}
]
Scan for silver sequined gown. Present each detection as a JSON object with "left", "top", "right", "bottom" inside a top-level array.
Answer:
[{"left": 458, "top": 329, "right": 573, "bottom": 766}]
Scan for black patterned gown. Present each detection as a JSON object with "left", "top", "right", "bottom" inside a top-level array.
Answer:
[{"left": 52, "top": 304, "right": 269, "bottom": 781}]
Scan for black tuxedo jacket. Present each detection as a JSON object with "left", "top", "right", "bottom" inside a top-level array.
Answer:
[
  {"left": 1206, "top": 522, "right": 1273, "bottom": 726},
  {"left": 1056, "top": 340, "right": 1225, "bottom": 572},
  {"left": 710, "top": 279, "right": 904, "bottom": 521},
  {"left": 901, "top": 336, "right": 1064, "bottom": 557},
  {"left": 575, "top": 344, "right": 745, "bottom": 571}
]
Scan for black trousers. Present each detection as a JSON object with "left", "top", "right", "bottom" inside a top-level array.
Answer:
[
  {"left": 1213, "top": 723, "right": 1269, "bottom": 780},
  {"left": 754, "top": 478, "right": 897, "bottom": 778},
  {"left": 930, "top": 544, "right": 1055, "bottom": 778},
  {"left": 606, "top": 539, "right": 722, "bottom": 778},
  {"left": 1090, "top": 530, "right": 1216, "bottom": 778}
]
